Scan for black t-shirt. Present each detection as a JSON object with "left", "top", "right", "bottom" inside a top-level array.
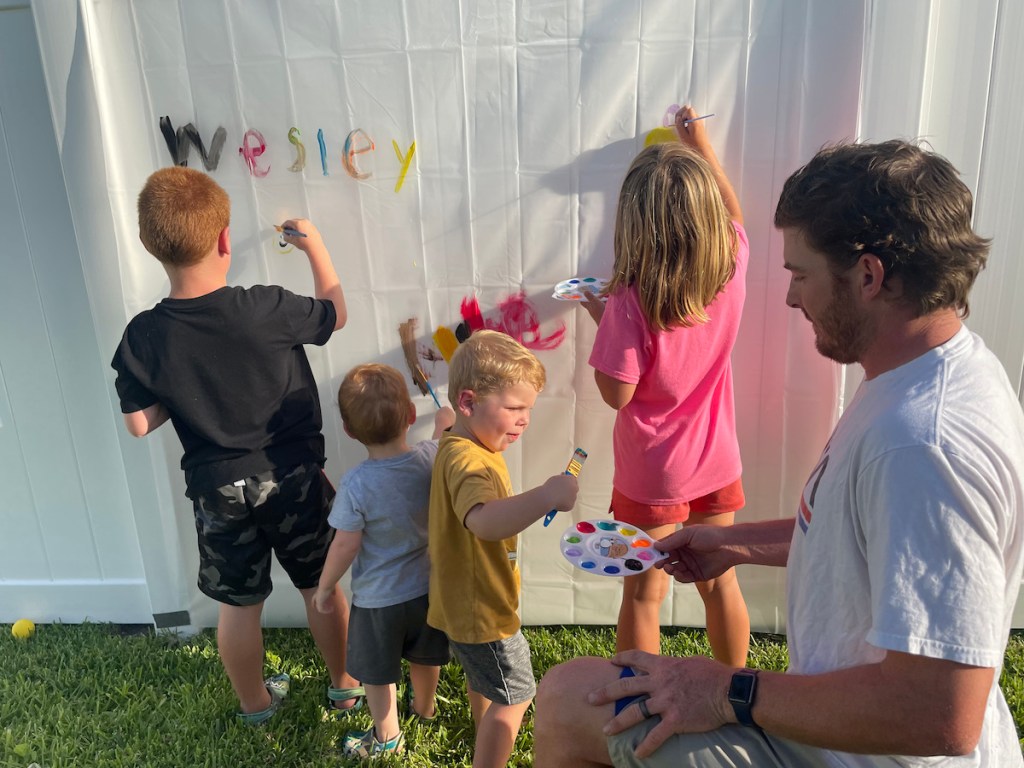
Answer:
[{"left": 111, "top": 285, "right": 336, "bottom": 497}]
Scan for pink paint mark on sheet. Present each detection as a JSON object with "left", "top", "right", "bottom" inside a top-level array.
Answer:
[
  {"left": 239, "top": 129, "right": 270, "bottom": 177},
  {"left": 459, "top": 292, "right": 566, "bottom": 351}
]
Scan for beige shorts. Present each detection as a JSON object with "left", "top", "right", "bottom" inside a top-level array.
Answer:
[{"left": 607, "top": 718, "right": 903, "bottom": 768}]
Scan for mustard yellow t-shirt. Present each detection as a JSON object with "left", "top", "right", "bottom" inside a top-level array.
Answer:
[{"left": 427, "top": 435, "right": 520, "bottom": 644}]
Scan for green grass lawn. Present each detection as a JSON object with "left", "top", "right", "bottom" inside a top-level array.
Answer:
[{"left": 2, "top": 624, "right": 1021, "bottom": 767}]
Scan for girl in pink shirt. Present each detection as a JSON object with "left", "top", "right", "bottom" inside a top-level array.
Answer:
[{"left": 582, "top": 105, "right": 750, "bottom": 664}]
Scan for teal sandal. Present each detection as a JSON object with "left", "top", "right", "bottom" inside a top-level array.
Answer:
[
  {"left": 237, "top": 672, "right": 290, "bottom": 725},
  {"left": 342, "top": 727, "right": 405, "bottom": 758},
  {"left": 326, "top": 685, "right": 366, "bottom": 718}
]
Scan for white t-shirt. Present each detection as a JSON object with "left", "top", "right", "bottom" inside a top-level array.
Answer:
[{"left": 787, "top": 327, "right": 1024, "bottom": 767}]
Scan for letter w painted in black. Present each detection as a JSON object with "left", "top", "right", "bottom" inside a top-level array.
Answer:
[{"left": 159, "top": 117, "right": 227, "bottom": 170}]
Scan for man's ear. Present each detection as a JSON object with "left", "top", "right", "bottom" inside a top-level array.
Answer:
[
  {"left": 456, "top": 389, "right": 475, "bottom": 417},
  {"left": 218, "top": 226, "right": 231, "bottom": 258},
  {"left": 856, "top": 253, "right": 889, "bottom": 300}
]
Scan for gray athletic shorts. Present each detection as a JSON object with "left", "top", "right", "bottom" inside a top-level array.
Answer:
[
  {"left": 607, "top": 717, "right": 903, "bottom": 767},
  {"left": 346, "top": 594, "right": 451, "bottom": 685},
  {"left": 448, "top": 631, "right": 536, "bottom": 706}
]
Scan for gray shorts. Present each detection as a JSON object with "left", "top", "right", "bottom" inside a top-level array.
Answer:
[
  {"left": 346, "top": 594, "right": 451, "bottom": 685},
  {"left": 448, "top": 631, "right": 536, "bottom": 706},
  {"left": 607, "top": 718, "right": 898, "bottom": 767}
]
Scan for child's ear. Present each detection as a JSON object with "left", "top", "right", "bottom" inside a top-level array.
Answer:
[
  {"left": 456, "top": 389, "right": 475, "bottom": 417},
  {"left": 341, "top": 422, "right": 355, "bottom": 440},
  {"left": 407, "top": 402, "right": 417, "bottom": 426},
  {"left": 218, "top": 226, "right": 231, "bottom": 257}
]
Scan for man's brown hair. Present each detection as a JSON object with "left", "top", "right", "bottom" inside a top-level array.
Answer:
[{"left": 774, "top": 140, "right": 990, "bottom": 317}]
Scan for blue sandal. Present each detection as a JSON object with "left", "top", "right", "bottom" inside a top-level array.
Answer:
[
  {"left": 326, "top": 685, "right": 365, "bottom": 718},
  {"left": 237, "top": 672, "right": 290, "bottom": 725}
]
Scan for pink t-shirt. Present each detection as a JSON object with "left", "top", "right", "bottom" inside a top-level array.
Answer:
[{"left": 589, "top": 222, "right": 748, "bottom": 505}]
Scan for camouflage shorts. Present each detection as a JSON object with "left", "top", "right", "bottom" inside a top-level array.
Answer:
[{"left": 191, "top": 463, "right": 336, "bottom": 606}]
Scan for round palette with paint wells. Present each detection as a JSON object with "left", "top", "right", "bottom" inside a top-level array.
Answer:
[
  {"left": 552, "top": 276, "right": 609, "bottom": 302},
  {"left": 560, "top": 519, "right": 668, "bottom": 577}
]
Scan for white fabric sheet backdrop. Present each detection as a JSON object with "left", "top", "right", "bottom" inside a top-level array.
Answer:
[{"left": 43, "top": 0, "right": 1021, "bottom": 628}]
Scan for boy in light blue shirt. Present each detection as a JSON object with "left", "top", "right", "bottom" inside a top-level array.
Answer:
[{"left": 314, "top": 363, "right": 454, "bottom": 759}]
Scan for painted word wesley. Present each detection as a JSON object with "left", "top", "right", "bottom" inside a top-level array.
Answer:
[{"left": 158, "top": 117, "right": 416, "bottom": 192}]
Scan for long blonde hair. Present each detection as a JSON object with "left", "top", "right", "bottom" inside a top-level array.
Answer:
[{"left": 606, "top": 143, "right": 736, "bottom": 330}]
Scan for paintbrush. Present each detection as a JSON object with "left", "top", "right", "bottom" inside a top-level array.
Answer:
[
  {"left": 543, "top": 448, "right": 588, "bottom": 526},
  {"left": 416, "top": 365, "right": 442, "bottom": 409}
]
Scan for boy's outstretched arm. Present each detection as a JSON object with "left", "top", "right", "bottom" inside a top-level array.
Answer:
[
  {"left": 313, "top": 529, "right": 361, "bottom": 613},
  {"left": 123, "top": 402, "right": 170, "bottom": 437},
  {"left": 674, "top": 105, "right": 743, "bottom": 225},
  {"left": 432, "top": 406, "right": 456, "bottom": 439},
  {"left": 282, "top": 217, "right": 347, "bottom": 331},
  {"left": 464, "top": 473, "right": 578, "bottom": 541}
]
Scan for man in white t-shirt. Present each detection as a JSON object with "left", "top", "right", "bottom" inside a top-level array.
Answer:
[{"left": 533, "top": 140, "right": 1024, "bottom": 768}]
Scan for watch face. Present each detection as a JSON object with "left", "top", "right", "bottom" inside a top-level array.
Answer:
[{"left": 729, "top": 671, "right": 757, "bottom": 702}]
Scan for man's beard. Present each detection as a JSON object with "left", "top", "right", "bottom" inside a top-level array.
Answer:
[{"left": 812, "top": 278, "right": 872, "bottom": 365}]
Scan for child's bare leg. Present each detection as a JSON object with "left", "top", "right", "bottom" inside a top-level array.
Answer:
[
  {"left": 688, "top": 511, "right": 750, "bottom": 667},
  {"left": 409, "top": 662, "right": 441, "bottom": 718},
  {"left": 615, "top": 522, "right": 675, "bottom": 654},
  {"left": 298, "top": 586, "right": 360, "bottom": 697},
  {"left": 472, "top": 698, "right": 532, "bottom": 768},
  {"left": 363, "top": 682, "right": 401, "bottom": 741},
  {"left": 467, "top": 684, "right": 491, "bottom": 727},
  {"left": 217, "top": 601, "right": 271, "bottom": 713}
]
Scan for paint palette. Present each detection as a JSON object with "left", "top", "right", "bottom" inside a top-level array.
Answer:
[
  {"left": 552, "top": 277, "right": 608, "bottom": 302},
  {"left": 560, "top": 520, "right": 668, "bottom": 577}
]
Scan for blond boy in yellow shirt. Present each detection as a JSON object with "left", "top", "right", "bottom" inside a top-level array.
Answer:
[{"left": 428, "top": 330, "right": 579, "bottom": 768}]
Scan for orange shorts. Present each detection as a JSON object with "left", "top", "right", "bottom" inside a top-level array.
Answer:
[{"left": 610, "top": 478, "right": 745, "bottom": 529}]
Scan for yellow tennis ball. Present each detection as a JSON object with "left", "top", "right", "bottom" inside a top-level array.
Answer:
[{"left": 11, "top": 619, "right": 35, "bottom": 639}]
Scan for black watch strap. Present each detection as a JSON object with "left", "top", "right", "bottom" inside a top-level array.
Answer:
[{"left": 728, "top": 670, "right": 760, "bottom": 727}]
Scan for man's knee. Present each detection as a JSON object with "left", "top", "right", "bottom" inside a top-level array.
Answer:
[
  {"left": 538, "top": 656, "right": 617, "bottom": 721},
  {"left": 536, "top": 659, "right": 574, "bottom": 717}
]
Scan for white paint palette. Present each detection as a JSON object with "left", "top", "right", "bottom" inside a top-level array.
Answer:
[
  {"left": 552, "top": 276, "right": 608, "bottom": 302},
  {"left": 560, "top": 519, "right": 668, "bottom": 577}
]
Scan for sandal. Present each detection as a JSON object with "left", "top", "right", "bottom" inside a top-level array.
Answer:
[
  {"left": 342, "top": 727, "right": 405, "bottom": 758},
  {"left": 326, "top": 685, "right": 365, "bottom": 718},
  {"left": 237, "top": 672, "right": 290, "bottom": 725}
]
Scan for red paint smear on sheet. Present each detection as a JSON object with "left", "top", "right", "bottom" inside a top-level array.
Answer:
[{"left": 460, "top": 293, "right": 566, "bottom": 351}]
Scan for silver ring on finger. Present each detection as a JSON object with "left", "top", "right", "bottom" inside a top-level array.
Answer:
[{"left": 637, "top": 697, "right": 652, "bottom": 719}]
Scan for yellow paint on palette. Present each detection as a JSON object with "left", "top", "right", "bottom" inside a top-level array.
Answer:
[{"left": 643, "top": 126, "right": 678, "bottom": 147}]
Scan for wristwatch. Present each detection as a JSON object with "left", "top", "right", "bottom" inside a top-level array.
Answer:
[{"left": 728, "top": 670, "right": 760, "bottom": 727}]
